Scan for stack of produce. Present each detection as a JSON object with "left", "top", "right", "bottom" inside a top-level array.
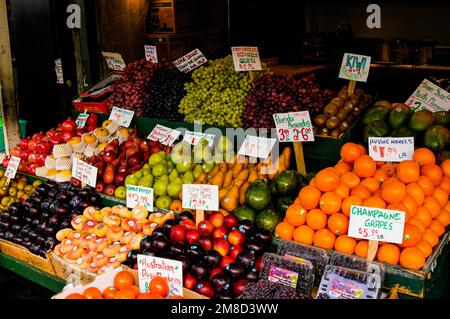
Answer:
[
  {"left": 0, "top": 171, "right": 40, "bottom": 211},
  {"left": 313, "top": 87, "right": 371, "bottom": 138},
  {"left": 277, "top": 143, "right": 450, "bottom": 270},
  {"left": 108, "top": 59, "right": 158, "bottom": 117},
  {"left": 243, "top": 74, "right": 335, "bottom": 129},
  {"left": 242, "top": 280, "right": 312, "bottom": 299},
  {"left": 179, "top": 56, "right": 268, "bottom": 128},
  {"left": 0, "top": 181, "right": 102, "bottom": 257}
]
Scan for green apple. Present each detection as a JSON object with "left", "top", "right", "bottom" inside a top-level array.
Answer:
[
  {"left": 172, "top": 177, "right": 183, "bottom": 185},
  {"left": 155, "top": 196, "right": 172, "bottom": 210},
  {"left": 153, "top": 179, "right": 168, "bottom": 197},
  {"left": 176, "top": 161, "right": 193, "bottom": 174},
  {"left": 169, "top": 169, "right": 179, "bottom": 182},
  {"left": 183, "top": 171, "right": 195, "bottom": 184},
  {"left": 152, "top": 163, "right": 168, "bottom": 177},
  {"left": 167, "top": 182, "right": 183, "bottom": 198},
  {"left": 193, "top": 164, "right": 204, "bottom": 180},
  {"left": 142, "top": 168, "right": 152, "bottom": 176},
  {"left": 143, "top": 164, "right": 150, "bottom": 170},
  {"left": 125, "top": 174, "right": 139, "bottom": 187},
  {"left": 167, "top": 160, "right": 174, "bottom": 169},
  {"left": 202, "top": 161, "right": 216, "bottom": 174},
  {"left": 138, "top": 175, "right": 154, "bottom": 188},
  {"left": 134, "top": 170, "right": 143, "bottom": 180},
  {"left": 149, "top": 151, "right": 166, "bottom": 167},
  {"left": 115, "top": 186, "right": 126, "bottom": 199}
]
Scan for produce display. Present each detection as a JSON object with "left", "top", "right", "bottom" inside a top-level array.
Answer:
[
  {"left": 242, "top": 280, "right": 312, "bottom": 299},
  {"left": 0, "top": 171, "right": 39, "bottom": 211}
]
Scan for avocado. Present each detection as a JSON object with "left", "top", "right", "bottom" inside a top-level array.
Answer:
[
  {"left": 409, "top": 110, "right": 435, "bottom": 131},
  {"left": 363, "top": 121, "right": 390, "bottom": 143},
  {"left": 433, "top": 111, "right": 450, "bottom": 126},
  {"left": 390, "top": 126, "right": 417, "bottom": 139},
  {"left": 424, "top": 125, "right": 450, "bottom": 152},
  {"left": 362, "top": 106, "right": 391, "bottom": 125},
  {"left": 389, "top": 104, "right": 413, "bottom": 129}
]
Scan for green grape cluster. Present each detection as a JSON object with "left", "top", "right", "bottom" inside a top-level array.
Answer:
[{"left": 179, "top": 56, "right": 268, "bottom": 128}]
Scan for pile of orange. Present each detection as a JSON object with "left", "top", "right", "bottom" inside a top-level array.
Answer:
[{"left": 276, "top": 144, "right": 450, "bottom": 271}]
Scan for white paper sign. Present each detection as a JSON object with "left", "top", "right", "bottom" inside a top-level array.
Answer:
[
  {"left": 339, "top": 53, "right": 372, "bottom": 82},
  {"left": 55, "top": 58, "right": 64, "bottom": 84},
  {"left": 182, "top": 184, "right": 219, "bottom": 211},
  {"left": 137, "top": 255, "right": 183, "bottom": 297},
  {"left": 5, "top": 156, "right": 21, "bottom": 179},
  {"left": 348, "top": 206, "right": 406, "bottom": 244},
  {"left": 72, "top": 157, "right": 98, "bottom": 188},
  {"left": 144, "top": 45, "right": 158, "bottom": 64},
  {"left": 147, "top": 125, "right": 181, "bottom": 147},
  {"left": 405, "top": 79, "right": 450, "bottom": 112},
  {"left": 109, "top": 107, "right": 134, "bottom": 128},
  {"left": 126, "top": 185, "right": 154, "bottom": 211},
  {"left": 183, "top": 131, "right": 215, "bottom": 148},
  {"left": 238, "top": 135, "right": 277, "bottom": 159},
  {"left": 102, "top": 52, "right": 126, "bottom": 71},
  {"left": 273, "top": 111, "right": 315, "bottom": 143},
  {"left": 75, "top": 113, "right": 89, "bottom": 129},
  {"left": 231, "top": 47, "right": 262, "bottom": 72},
  {"left": 368, "top": 137, "right": 414, "bottom": 162},
  {"left": 173, "top": 49, "right": 207, "bottom": 73}
]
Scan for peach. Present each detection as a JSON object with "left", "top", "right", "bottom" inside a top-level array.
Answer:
[
  {"left": 94, "top": 210, "right": 109, "bottom": 222},
  {"left": 111, "top": 205, "right": 124, "bottom": 216},
  {"left": 94, "top": 238, "right": 108, "bottom": 253},
  {"left": 67, "top": 246, "right": 83, "bottom": 260},
  {"left": 82, "top": 250, "right": 97, "bottom": 264},
  {"left": 61, "top": 239, "right": 75, "bottom": 252},
  {"left": 118, "top": 207, "right": 132, "bottom": 219},
  {"left": 129, "top": 233, "right": 145, "bottom": 250},
  {"left": 62, "top": 254, "right": 77, "bottom": 264},
  {"left": 54, "top": 244, "right": 65, "bottom": 257},
  {"left": 80, "top": 235, "right": 95, "bottom": 249},
  {"left": 133, "top": 222, "right": 143, "bottom": 234},
  {"left": 83, "top": 220, "right": 97, "bottom": 231},
  {"left": 106, "top": 257, "right": 121, "bottom": 269},
  {"left": 132, "top": 206, "right": 148, "bottom": 221},
  {"left": 143, "top": 222, "right": 159, "bottom": 236},
  {"left": 120, "top": 232, "right": 136, "bottom": 246},
  {"left": 56, "top": 228, "right": 73, "bottom": 242},
  {"left": 75, "top": 257, "right": 88, "bottom": 270},
  {"left": 103, "top": 214, "right": 121, "bottom": 227},
  {"left": 106, "top": 226, "right": 124, "bottom": 244},
  {"left": 121, "top": 218, "right": 138, "bottom": 233},
  {"left": 83, "top": 206, "right": 97, "bottom": 220},
  {"left": 115, "top": 246, "right": 130, "bottom": 262},
  {"left": 101, "top": 207, "right": 113, "bottom": 215},
  {"left": 71, "top": 216, "right": 87, "bottom": 230},
  {"left": 93, "top": 254, "right": 108, "bottom": 268},
  {"left": 91, "top": 223, "right": 108, "bottom": 238},
  {"left": 87, "top": 262, "right": 99, "bottom": 274},
  {"left": 103, "top": 242, "right": 121, "bottom": 257}
]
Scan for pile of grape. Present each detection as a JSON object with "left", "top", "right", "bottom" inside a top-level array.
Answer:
[
  {"left": 242, "top": 280, "right": 312, "bottom": 299},
  {"left": 179, "top": 56, "right": 268, "bottom": 128}
]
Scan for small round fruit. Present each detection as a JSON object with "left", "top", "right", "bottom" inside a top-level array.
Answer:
[
  {"left": 149, "top": 277, "right": 169, "bottom": 298},
  {"left": 114, "top": 271, "right": 134, "bottom": 290}
]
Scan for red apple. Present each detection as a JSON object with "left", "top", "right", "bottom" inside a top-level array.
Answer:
[
  {"left": 184, "top": 272, "right": 197, "bottom": 290},
  {"left": 36, "top": 154, "right": 47, "bottom": 166},
  {"left": 28, "top": 163, "right": 37, "bottom": 175},
  {"left": 195, "top": 281, "right": 215, "bottom": 298},
  {"left": 180, "top": 219, "right": 196, "bottom": 231},
  {"left": 220, "top": 256, "right": 235, "bottom": 270},
  {"left": 212, "top": 226, "right": 228, "bottom": 240},
  {"left": 87, "top": 114, "right": 99, "bottom": 126},
  {"left": 61, "top": 131, "right": 75, "bottom": 143},
  {"left": 11, "top": 148, "right": 21, "bottom": 158},
  {"left": 35, "top": 141, "right": 51, "bottom": 154},
  {"left": 103, "top": 151, "right": 117, "bottom": 164},
  {"left": 27, "top": 152, "right": 38, "bottom": 164},
  {"left": 61, "top": 118, "right": 77, "bottom": 132},
  {"left": 214, "top": 238, "right": 231, "bottom": 257},
  {"left": 48, "top": 135, "right": 62, "bottom": 145},
  {"left": 199, "top": 236, "right": 213, "bottom": 251},
  {"left": 198, "top": 220, "right": 214, "bottom": 236},
  {"left": 32, "top": 132, "right": 44, "bottom": 141},
  {"left": 186, "top": 230, "right": 200, "bottom": 245},
  {"left": 223, "top": 215, "right": 239, "bottom": 230},
  {"left": 96, "top": 181, "right": 105, "bottom": 193},
  {"left": 139, "top": 140, "right": 150, "bottom": 152},
  {"left": 209, "top": 267, "right": 224, "bottom": 281},
  {"left": 27, "top": 139, "right": 38, "bottom": 151},
  {"left": 18, "top": 138, "right": 29, "bottom": 149},
  {"left": 75, "top": 129, "right": 84, "bottom": 137},
  {"left": 19, "top": 149, "right": 31, "bottom": 161},
  {"left": 130, "top": 165, "right": 142, "bottom": 174},
  {"left": 230, "top": 245, "right": 244, "bottom": 259},
  {"left": 233, "top": 279, "right": 249, "bottom": 297},
  {"left": 127, "top": 154, "right": 142, "bottom": 168},
  {"left": 2, "top": 157, "right": 10, "bottom": 167},
  {"left": 143, "top": 151, "right": 151, "bottom": 162},
  {"left": 228, "top": 230, "right": 246, "bottom": 247},
  {"left": 104, "top": 184, "right": 116, "bottom": 196},
  {"left": 125, "top": 145, "right": 139, "bottom": 158},
  {"left": 170, "top": 225, "right": 186, "bottom": 242},
  {"left": 114, "top": 173, "right": 127, "bottom": 187},
  {"left": 209, "top": 212, "right": 224, "bottom": 228}
]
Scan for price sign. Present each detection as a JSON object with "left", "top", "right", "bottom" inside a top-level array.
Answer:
[
  {"left": 109, "top": 107, "right": 135, "bottom": 128},
  {"left": 137, "top": 255, "right": 183, "bottom": 297},
  {"left": 238, "top": 135, "right": 277, "bottom": 159},
  {"left": 173, "top": 49, "right": 207, "bottom": 73},
  {"left": 405, "top": 79, "right": 450, "bottom": 112},
  {"left": 231, "top": 47, "right": 262, "bottom": 72},
  {"left": 144, "top": 45, "right": 158, "bottom": 64},
  {"left": 348, "top": 206, "right": 406, "bottom": 244},
  {"left": 182, "top": 184, "right": 219, "bottom": 211},
  {"left": 55, "top": 58, "right": 64, "bottom": 84},
  {"left": 147, "top": 125, "right": 181, "bottom": 147},
  {"left": 339, "top": 53, "right": 372, "bottom": 82},
  {"left": 183, "top": 131, "right": 215, "bottom": 147},
  {"left": 126, "top": 185, "right": 154, "bottom": 211},
  {"left": 102, "top": 52, "right": 126, "bottom": 71},
  {"left": 72, "top": 157, "right": 98, "bottom": 188},
  {"left": 369, "top": 137, "right": 414, "bottom": 162},
  {"left": 75, "top": 113, "right": 89, "bottom": 129},
  {"left": 273, "top": 111, "right": 315, "bottom": 143},
  {"left": 5, "top": 156, "right": 21, "bottom": 179}
]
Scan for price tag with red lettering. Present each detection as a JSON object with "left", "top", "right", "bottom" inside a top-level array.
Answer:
[
  {"left": 75, "top": 113, "right": 89, "bottom": 129},
  {"left": 109, "top": 107, "right": 135, "bottom": 128},
  {"left": 102, "top": 52, "right": 126, "bottom": 71},
  {"left": 72, "top": 158, "right": 98, "bottom": 188},
  {"left": 231, "top": 47, "right": 262, "bottom": 72},
  {"left": 238, "top": 135, "right": 277, "bottom": 159},
  {"left": 348, "top": 205, "right": 405, "bottom": 244},
  {"left": 5, "top": 156, "right": 21, "bottom": 179},
  {"left": 405, "top": 79, "right": 450, "bottom": 112},
  {"left": 339, "top": 53, "right": 372, "bottom": 82},
  {"left": 126, "top": 185, "right": 153, "bottom": 211},
  {"left": 368, "top": 137, "right": 414, "bottom": 162},
  {"left": 183, "top": 131, "right": 215, "bottom": 147},
  {"left": 273, "top": 111, "right": 315, "bottom": 143},
  {"left": 182, "top": 184, "right": 219, "bottom": 211},
  {"left": 147, "top": 124, "right": 181, "bottom": 147},
  {"left": 144, "top": 45, "right": 158, "bottom": 64}
]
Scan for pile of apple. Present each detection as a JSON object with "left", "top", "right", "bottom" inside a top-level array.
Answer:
[{"left": 53, "top": 205, "right": 174, "bottom": 274}]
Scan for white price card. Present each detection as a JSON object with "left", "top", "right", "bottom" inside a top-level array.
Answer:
[
  {"left": 109, "top": 107, "right": 135, "bottom": 128},
  {"left": 368, "top": 137, "right": 414, "bottom": 162},
  {"left": 339, "top": 53, "right": 372, "bottom": 82},
  {"left": 405, "top": 79, "right": 450, "bottom": 112},
  {"left": 72, "top": 157, "right": 98, "bottom": 188},
  {"left": 144, "top": 45, "right": 158, "bottom": 64},
  {"left": 137, "top": 255, "right": 183, "bottom": 297},
  {"left": 5, "top": 156, "right": 21, "bottom": 179},
  {"left": 147, "top": 124, "right": 181, "bottom": 147},
  {"left": 183, "top": 131, "right": 215, "bottom": 148},
  {"left": 102, "top": 52, "right": 126, "bottom": 71},
  {"left": 231, "top": 47, "right": 262, "bottom": 72},
  {"left": 348, "top": 206, "right": 406, "bottom": 244},
  {"left": 182, "top": 184, "right": 219, "bottom": 211},
  {"left": 55, "top": 58, "right": 64, "bottom": 84},
  {"left": 173, "top": 48, "right": 207, "bottom": 73},
  {"left": 75, "top": 113, "right": 89, "bottom": 129},
  {"left": 126, "top": 185, "right": 154, "bottom": 211},
  {"left": 238, "top": 135, "right": 277, "bottom": 159},
  {"left": 273, "top": 111, "right": 315, "bottom": 143}
]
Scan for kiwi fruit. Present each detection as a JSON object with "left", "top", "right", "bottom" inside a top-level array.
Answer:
[
  {"left": 337, "top": 90, "right": 349, "bottom": 101},
  {"left": 353, "top": 107, "right": 362, "bottom": 116},
  {"left": 344, "top": 101, "right": 356, "bottom": 112},
  {"left": 349, "top": 94, "right": 360, "bottom": 104},
  {"left": 314, "top": 114, "right": 328, "bottom": 127},
  {"left": 336, "top": 108, "right": 349, "bottom": 121},
  {"left": 330, "top": 128, "right": 342, "bottom": 138},
  {"left": 318, "top": 127, "right": 329, "bottom": 136},
  {"left": 330, "top": 97, "right": 345, "bottom": 108},
  {"left": 339, "top": 121, "right": 350, "bottom": 132},
  {"left": 326, "top": 117, "right": 340, "bottom": 130},
  {"left": 346, "top": 114, "right": 356, "bottom": 125},
  {"left": 324, "top": 104, "right": 338, "bottom": 117}
]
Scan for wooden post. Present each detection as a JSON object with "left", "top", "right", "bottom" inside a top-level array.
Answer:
[
  {"left": 347, "top": 80, "right": 356, "bottom": 95},
  {"left": 367, "top": 240, "right": 379, "bottom": 262},
  {"left": 0, "top": 0, "right": 21, "bottom": 156},
  {"left": 249, "top": 70, "right": 254, "bottom": 81},
  {"left": 293, "top": 142, "right": 307, "bottom": 176},
  {"left": 195, "top": 210, "right": 205, "bottom": 228}
]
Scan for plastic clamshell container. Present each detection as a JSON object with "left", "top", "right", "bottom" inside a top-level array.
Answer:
[
  {"left": 329, "top": 251, "right": 385, "bottom": 281},
  {"left": 260, "top": 253, "right": 314, "bottom": 296},
  {"left": 317, "top": 265, "right": 382, "bottom": 299}
]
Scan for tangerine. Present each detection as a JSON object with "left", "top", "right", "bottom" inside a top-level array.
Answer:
[
  {"left": 335, "top": 161, "right": 351, "bottom": 175},
  {"left": 399, "top": 224, "right": 422, "bottom": 248},
  {"left": 82, "top": 287, "right": 103, "bottom": 299},
  {"left": 355, "top": 240, "right": 369, "bottom": 258},
  {"left": 406, "top": 183, "right": 425, "bottom": 206},
  {"left": 285, "top": 204, "right": 307, "bottom": 227},
  {"left": 377, "top": 244, "right": 400, "bottom": 265},
  {"left": 441, "top": 159, "right": 450, "bottom": 177},
  {"left": 436, "top": 210, "right": 450, "bottom": 227},
  {"left": 340, "top": 172, "right": 361, "bottom": 189},
  {"left": 360, "top": 177, "right": 380, "bottom": 193},
  {"left": 342, "top": 196, "right": 363, "bottom": 217},
  {"left": 354, "top": 155, "right": 377, "bottom": 178},
  {"left": 397, "top": 160, "right": 420, "bottom": 184},
  {"left": 381, "top": 180, "right": 406, "bottom": 203},
  {"left": 402, "top": 195, "right": 418, "bottom": 220},
  {"left": 340, "top": 143, "right": 362, "bottom": 164},
  {"left": 313, "top": 229, "right": 336, "bottom": 250},
  {"left": 114, "top": 289, "right": 136, "bottom": 299},
  {"left": 298, "top": 186, "right": 321, "bottom": 210},
  {"left": 400, "top": 247, "right": 425, "bottom": 270},
  {"left": 149, "top": 277, "right": 169, "bottom": 297},
  {"left": 306, "top": 209, "right": 328, "bottom": 230},
  {"left": 417, "top": 176, "right": 435, "bottom": 196},
  {"left": 334, "top": 235, "right": 357, "bottom": 255},
  {"left": 103, "top": 286, "right": 118, "bottom": 299},
  {"left": 421, "top": 164, "right": 443, "bottom": 186},
  {"left": 429, "top": 220, "right": 445, "bottom": 237},
  {"left": 327, "top": 213, "right": 349, "bottom": 236},
  {"left": 334, "top": 183, "right": 350, "bottom": 199},
  {"left": 114, "top": 271, "right": 135, "bottom": 290},
  {"left": 373, "top": 170, "right": 388, "bottom": 184},
  {"left": 439, "top": 176, "right": 450, "bottom": 193},
  {"left": 408, "top": 218, "right": 426, "bottom": 233},
  {"left": 423, "top": 229, "right": 439, "bottom": 247},
  {"left": 275, "top": 222, "right": 295, "bottom": 241},
  {"left": 416, "top": 240, "right": 433, "bottom": 258},
  {"left": 413, "top": 148, "right": 436, "bottom": 167},
  {"left": 432, "top": 187, "right": 448, "bottom": 208},
  {"left": 293, "top": 225, "right": 315, "bottom": 245},
  {"left": 315, "top": 169, "right": 340, "bottom": 192},
  {"left": 380, "top": 164, "right": 397, "bottom": 177},
  {"left": 415, "top": 207, "right": 432, "bottom": 227},
  {"left": 320, "top": 192, "right": 342, "bottom": 215},
  {"left": 351, "top": 185, "right": 372, "bottom": 200},
  {"left": 423, "top": 196, "right": 442, "bottom": 218},
  {"left": 362, "top": 196, "right": 386, "bottom": 209}
]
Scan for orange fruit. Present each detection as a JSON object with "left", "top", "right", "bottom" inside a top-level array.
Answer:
[
  {"left": 415, "top": 207, "right": 432, "bottom": 227},
  {"left": 400, "top": 247, "right": 425, "bottom": 270},
  {"left": 397, "top": 160, "right": 420, "bottom": 184},
  {"left": 421, "top": 164, "right": 443, "bottom": 186},
  {"left": 354, "top": 155, "right": 377, "bottom": 178},
  {"left": 423, "top": 229, "right": 439, "bottom": 247},
  {"left": 436, "top": 210, "right": 450, "bottom": 227},
  {"left": 114, "top": 289, "right": 136, "bottom": 299},
  {"left": 315, "top": 169, "right": 340, "bottom": 192},
  {"left": 342, "top": 196, "right": 363, "bottom": 217},
  {"left": 402, "top": 195, "right": 418, "bottom": 220},
  {"left": 416, "top": 240, "right": 433, "bottom": 258},
  {"left": 357, "top": 144, "right": 367, "bottom": 155},
  {"left": 334, "top": 235, "right": 357, "bottom": 255},
  {"left": 275, "top": 222, "right": 295, "bottom": 241},
  {"left": 408, "top": 218, "right": 426, "bottom": 233},
  {"left": 355, "top": 240, "right": 369, "bottom": 258},
  {"left": 65, "top": 293, "right": 84, "bottom": 299},
  {"left": 137, "top": 293, "right": 164, "bottom": 299},
  {"left": 334, "top": 183, "right": 350, "bottom": 199},
  {"left": 340, "top": 143, "right": 362, "bottom": 164},
  {"left": 285, "top": 204, "right": 307, "bottom": 227},
  {"left": 149, "top": 277, "right": 170, "bottom": 297},
  {"left": 298, "top": 186, "right": 321, "bottom": 210},
  {"left": 114, "top": 271, "right": 135, "bottom": 290},
  {"left": 313, "top": 229, "right": 336, "bottom": 250},
  {"left": 309, "top": 178, "right": 317, "bottom": 187},
  {"left": 320, "top": 192, "right": 342, "bottom": 215},
  {"left": 103, "top": 286, "right": 118, "bottom": 299},
  {"left": 429, "top": 220, "right": 445, "bottom": 237},
  {"left": 432, "top": 187, "right": 448, "bottom": 208},
  {"left": 423, "top": 197, "right": 441, "bottom": 218},
  {"left": 381, "top": 180, "right": 406, "bottom": 204},
  {"left": 360, "top": 177, "right": 380, "bottom": 193},
  {"left": 327, "top": 213, "right": 349, "bottom": 236},
  {"left": 351, "top": 185, "right": 371, "bottom": 200},
  {"left": 121, "top": 285, "right": 140, "bottom": 298},
  {"left": 373, "top": 170, "right": 388, "bottom": 184},
  {"left": 293, "top": 225, "right": 315, "bottom": 245},
  {"left": 441, "top": 159, "right": 450, "bottom": 177},
  {"left": 340, "top": 172, "right": 361, "bottom": 189},
  {"left": 306, "top": 209, "right": 328, "bottom": 230},
  {"left": 446, "top": 202, "right": 450, "bottom": 212},
  {"left": 82, "top": 287, "right": 103, "bottom": 299},
  {"left": 399, "top": 224, "right": 422, "bottom": 248},
  {"left": 335, "top": 161, "right": 351, "bottom": 175},
  {"left": 377, "top": 244, "right": 400, "bottom": 265},
  {"left": 439, "top": 176, "right": 450, "bottom": 193},
  {"left": 417, "top": 176, "right": 435, "bottom": 196},
  {"left": 406, "top": 183, "right": 425, "bottom": 206},
  {"left": 362, "top": 196, "right": 386, "bottom": 209},
  {"left": 380, "top": 164, "right": 397, "bottom": 177},
  {"left": 413, "top": 148, "right": 436, "bottom": 167}
]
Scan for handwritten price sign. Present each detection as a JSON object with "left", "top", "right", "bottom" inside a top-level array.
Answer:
[
  {"left": 144, "top": 45, "right": 158, "bottom": 64},
  {"left": 183, "top": 131, "right": 215, "bottom": 147},
  {"left": 5, "top": 156, "right": 21, "bottom": 179},
  {"left": 102, "top": 52, "right": 126, "bottom": 71},
  {"left": 339, "top": 53, "right": 372, "bottom": 82},
  {"left": 126, "top": 185, "right": 154, "bottom": 211},
  {"left": 148, "top": 125, "right": 181, "bottom": 147},
  {"left": 109, "top": 107, "right": 135, "bottom": 128},
  {"left": 231, "top": 47, "right": 262, "bottom": 72},
  {"left": 173, "top": 49, "right": 207, "bottom": 73},
  {"left": 405, "top": 79, "right": 450, "bottom": 112},
  {"left": 55, "top": 58, "right": 64, "bottom": 84},
  {"left": 273, "top": 111, "right": 315, "bottom": 143},
  {"left": 182, "top": 184, "right": 219, "bottom": 211},
  {"left": 368, "top": 137, "right": 414, "bottom": 162},
  {"left": 75, "top": 113, "right": 89, "bottom": 129},
  {"left": 72, "top": 158, "right": 98, "bottom": 188},
  {"left": 238, "top": 135, "right": 277, "bottom": 159}
]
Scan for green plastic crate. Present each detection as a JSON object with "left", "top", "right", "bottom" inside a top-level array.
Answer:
[{"left": 0, "top": 118, "right": 27, "bottom": 152}]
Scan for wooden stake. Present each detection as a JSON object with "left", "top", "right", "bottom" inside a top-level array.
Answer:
[
  {"left": 5, "top": 177, "right": 11, "bottom": 187},
  {"left": 293, "top": 142, "right": 307, "bottom": 176},
  {"left": 84, "top": 109, "right": 88, "bottom": 114},
  {"left": 347, "top": 80, "right": 356, "bottom": 95},
  {"left": 367, "top": 240, "right": 379, "bottom": 262},
  {"left": 249, "top": 70, "right": 254, "bottom": 81},
  {"left": 195, "top": 210, "right": 205, "bottom": 228}
]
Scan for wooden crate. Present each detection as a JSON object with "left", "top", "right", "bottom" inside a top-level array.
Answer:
[{"left": 48, "top": 252, "right": 96, "bottom": 285}]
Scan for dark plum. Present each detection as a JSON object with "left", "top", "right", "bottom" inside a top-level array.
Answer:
[
  {"left": 186, "top": 244, "right": 205, "bottom": 261},
  {"left": 236, "top": 251, "right": 256, "bottom": 269},
  {"left": 203, "top": 250, "right": 222, "bottom": 268},
  {"left": 246, "top": 239, "right": 265, "bottom": 256},
  {"left": 151, "top": 236, "right": 170, "bottom": 252},
  {"left": 178, "top": 211, "right": 194, "bottom": 221},
  {"left": 225, "top": 263, "right": 245, "bottom": 280},
  {"left": 211, "top": 274, "right": 231, "bottom": 293},
  {"left": 191, "top": 262, "right": 209, "bottom": 281},
  {"left": 169, "top": 241, "right": 186, "bottom": 256},
  {"left": 163, "top": 219, "right": 178, "bottom": 236}
]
